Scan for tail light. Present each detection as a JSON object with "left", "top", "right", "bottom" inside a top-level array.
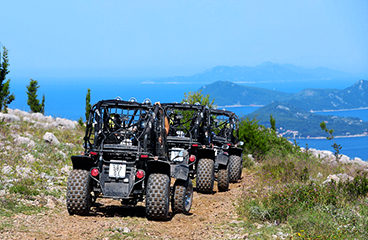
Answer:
[
  {"left": 91, "top": 168, "right": 99, "bottom": 177},
  {"left": 192, "top": 144, "right": 198, "bottom": 147},
  {"left": 136, "top": 170, "right": 145, "bottom": 179},
  {"left": 90, "top": 151, "right": 98, "bottom": 156},
  {"left": 189, "top": 155, "right": 196, "bottom": 163},
  {"left": 140, "top": 155, "right": 148, "bottom": 158}
]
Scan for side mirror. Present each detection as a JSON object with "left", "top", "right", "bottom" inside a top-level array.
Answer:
[{"left": 238, "top": 141, "right": 244, "bottom": 146}]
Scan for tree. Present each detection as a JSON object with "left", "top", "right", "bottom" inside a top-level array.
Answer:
[
  {"left": 320, "top": 121, "right": 341, "bottom": 160},
  {"left": 26, "top": 79, "right": 45, "bottom": 113},
  {"left": 85, "top": 88, "right": 91, "bottom": 121},
  {"left": 0, "top": 46, "right": 15, "bottom": 112},
  {"left": 270, "top": 114, "right": 276, "bottom": 132},
  {"left": 182, "top": 90, "right": 215, "bottom": 108}
]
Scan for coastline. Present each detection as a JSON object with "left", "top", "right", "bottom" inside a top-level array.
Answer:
[
  {"left": 311, "top": 107, "right": 368, "bottom": 113},
  {"left": 295, "top": 134, "right": 368, "bottom": 140},
  {"left": 219, "top": 104, "right": 368, "bottom": 112}
]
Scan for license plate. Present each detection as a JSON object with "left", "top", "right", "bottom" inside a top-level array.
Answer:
[
  {"left": 109, "top": 163, "right": 126, "bottom": 178},
  {"left": 170, "top": 149, "right": 183, "bottom": 162}
]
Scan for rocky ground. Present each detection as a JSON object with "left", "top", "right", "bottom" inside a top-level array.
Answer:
[{"left": 0, "top": 172, "right": 255, "bottom": 240}]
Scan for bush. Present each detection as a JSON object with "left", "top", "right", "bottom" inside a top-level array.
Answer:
[{"left": 238, "top": 117, "right": 299, "bottom": 160}]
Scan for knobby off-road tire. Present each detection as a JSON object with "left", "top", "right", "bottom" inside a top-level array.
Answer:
[
  {"left": 172, "top": 179, "right": 193, "bottom": 214},
  {"left": 196, "top": 158, "right": 215, "bottom": 194},
  {"left": 229, "top": 155, "right": 242, "bottom": 183},
  {"left": 66, "top": 169, "right": 92, "bottom": 216},
  {"left": 217, "top": 165, "right": 229, "bottom": 192},
  {"left": 146, "top": 173, "right": 170, "bottom": 220}
]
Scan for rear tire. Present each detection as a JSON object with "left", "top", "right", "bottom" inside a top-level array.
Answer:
[
  {"left": 172, "top": 179, "right": 193, "bottom": 214},
  {"left": 217, "top": 165, "right": 229, "bottom": 192},
  {"left": 196, "top": 158, "right": 215, "bottom": 194},
  {"left": 229, "top": 155, "right": 242, "bottom": 182},
  {"left": 146, "top": 173, "right": 170, "bottom": 220},
  {"left": 66, "top": 169, "right": 92, "bottom": 216}
]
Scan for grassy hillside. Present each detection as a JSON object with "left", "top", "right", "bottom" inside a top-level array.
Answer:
[{"left": 1, "top": 109, "right": 368, "bottom": 239}]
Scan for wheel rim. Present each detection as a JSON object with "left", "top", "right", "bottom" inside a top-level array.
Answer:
[{"left": 184, "top": 183, "right": 193, "bottom": 210}]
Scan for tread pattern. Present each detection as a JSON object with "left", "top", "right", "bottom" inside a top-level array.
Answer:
[
  {"left": 196, "top": 158, "right": 215, "bottom": 193},
  {"left": 66, "top": 169, "right": 92, "bottom": 216},
  {"left": 172, "top": 180, "right": 193, "bottom": 214},
  {"left": 217, "top": 167, "right": 229, "bottom": 192},
  {"left": 229, "top": 155, "right": 242, "bottom": 183},
  {"left": 146, "top": 173, "right": 170, "bottom": 220}
]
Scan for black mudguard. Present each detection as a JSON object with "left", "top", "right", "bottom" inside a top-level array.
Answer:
[
  {"left": 229, "top": 147, "right": 243, "bottom": 157},
  {"left": 197, "top": 148, "right": 215, "bottom": 161},
  {"left": 71, "top": 155, "right": 95, "bottom": 170},
  {"left": 215, "top": 152, "right": 229, "bottom": 167},
  {"left": 171, "top": 164, "right": 189, "bottom": 181},
  {"left": 147, "top": 159, "right": 171, "bottom": 176}
]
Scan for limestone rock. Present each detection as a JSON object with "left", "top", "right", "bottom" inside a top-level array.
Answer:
[{"left": 43, "top": 132, "right": 60, "bottom": 145}]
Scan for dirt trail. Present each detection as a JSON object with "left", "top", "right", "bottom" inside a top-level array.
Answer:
[{"left": 1, "top": 171, "right": 254, "bottom": 240}]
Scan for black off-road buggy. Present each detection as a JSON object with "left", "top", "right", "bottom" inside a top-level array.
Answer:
[
  {"left": 66, "top": 98, "right": 193, "bottom": 220},
  {"left": 210, "top": 109, "right": 243, "bottom": 185},
  {"left": 161, "top": 103, "right": 216, "bottom": 194}
]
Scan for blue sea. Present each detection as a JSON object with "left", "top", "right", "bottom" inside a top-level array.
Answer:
[{"left": 8, "top": 76, "right": 368, "bottom": 161}]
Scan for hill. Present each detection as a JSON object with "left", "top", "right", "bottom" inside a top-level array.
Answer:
[
  {"left": 200, "top": 80, "right": 368, "bottom": 111},
  {"left": 245, "top": 101, "right": 368, "bottom": 138},
  {"left": 147, "top": 62, "right": 355, "bottom": 84}
]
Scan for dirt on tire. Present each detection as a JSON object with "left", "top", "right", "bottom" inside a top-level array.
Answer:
[{"left": 1, "top": 170, "right": 255, "bottom": 240}]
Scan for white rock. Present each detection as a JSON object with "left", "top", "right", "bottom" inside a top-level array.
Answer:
[
  {"left": 23, "top": 153, "right": 37, "bottom": 163},
  {"left": 14, "top": 136, "right": 36, "bottom": 148},
  {"left": 16, "top": 166, "right": 32, "bottom": 178},
  {"left": 60, "top": 165, "right": 71, "bottom": 175},
  {"left": 0, "top": 112, "right": 20, "bottom": 122},
  {"left": 2, "top": 165, "right": 12, "bottom": 174},
  {"left": 30, "top": 112, "right": 46, "bottom": 122},
  {"left": 22, "top": 117, "right": 34, "bottom": 123},
  {"left": 43, "top": 132, "right": 60, "bottom": 145},
  {"left": 338, "top": 155, "right": 351, "bottom": 164}
]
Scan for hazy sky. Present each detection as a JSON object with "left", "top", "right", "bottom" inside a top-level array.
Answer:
[{"left": 1, "top": 0, "right": 367, "bottom": 78}]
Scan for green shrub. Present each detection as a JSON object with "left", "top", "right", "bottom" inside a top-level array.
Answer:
[{"left": 238, "top": 117, "right": 299, "bottom": 160}]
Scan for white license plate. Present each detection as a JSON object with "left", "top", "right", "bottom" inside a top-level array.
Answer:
[
  {"left": 109, "top": 163, "right": 126, "bottom": 178},
  {"left": 170, "top": 150, "right": 183, "bottom": 162}
]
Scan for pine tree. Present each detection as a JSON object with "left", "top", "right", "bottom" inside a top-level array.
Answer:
[
  {"left": 0, "top": 46, "right": 15, "bottom": 112},
  {"left": 85, "top": 88, "right": 91, "bottom": 121},
  {"left": 26, "top": 79, "right": 45, "bottom": 113}
]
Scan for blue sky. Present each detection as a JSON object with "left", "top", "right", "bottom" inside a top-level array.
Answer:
[{"left": 1, "top": 0, "right": 367, "bottom": 78}]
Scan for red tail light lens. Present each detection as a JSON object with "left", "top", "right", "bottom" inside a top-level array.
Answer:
[
  {"left": 140, "top": 155, "right": 148, "bottom": 158},
  {"left": 90, "top": 151, "right": 98, "bottom": 156},
  {"left": 91, "top": 168, "right": 99, "bottom": 177},
  {"left": 192, "top": 144, "right": 198, "bottom": 147},
  {"left": 136, "top": 170, "right": 145, "bottom": 179},
  {"left": 189, "top": 155, "right": 196, "bottom": 162},
  {"left": 227, "top": 143, "right": 231, "bottom": 146}
]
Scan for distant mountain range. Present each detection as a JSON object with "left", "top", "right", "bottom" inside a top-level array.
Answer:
[
  {"left": 200, "top": 80, "right": 368, "bottom": 137},
  {"left": 147, "top": 62, "right": 355, "bottom": 84},
  {"left": 200, "top": 80, "right": 368, "bottom": 111}
]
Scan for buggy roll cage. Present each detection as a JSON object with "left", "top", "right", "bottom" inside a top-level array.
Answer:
[
  {"left": 209, "top": 108, "right": 240, "bottom": 144},
  {"left": 161, "top": 103, "right": 210, "bottom": 144},
  {"left": 84, "top": 99, "right": 166, "bottom": 156}
]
